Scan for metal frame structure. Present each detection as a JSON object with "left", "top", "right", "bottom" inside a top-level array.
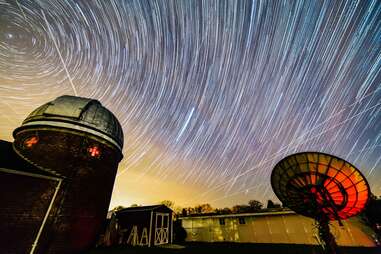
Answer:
[{"left": 271, "top": 152, "right": 371, "bottom": 254}]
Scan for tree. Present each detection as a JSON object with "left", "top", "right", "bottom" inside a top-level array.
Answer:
[
  {"left": 194, "top": 205, "right": 202, "bottom": 214},
  {"left": 130, "top": 204, "right": 139, "bottom": 207},
  {"left": 112, "top": 205, "right": 126, "bottom": 211},
  {"left": 267, "top": 199, "right": 281, "bottom": 209},
  {"left": 181, "top": 207, "right": 195, "bottom": 215},
  {"left": 173, "top": 206, "right": 183, "bottom": 215},
  {"left": 200, "top": 204, "right": 214, "bottom": 213},
  {"left": 215, "top": 207, "right": 232, "bottom": 214},
  {"left": 267, "top": 200, "right": 275, "bottom": 208},
  {"left": 248, "top": 200, "right": 263, "bottom": 211},
  {"left": 191, "top": 204, "right": 214, "bottom": 214},
  {"left": 232, "top": 205, "right": 251, "bottom": 213},
  {"left": 221, "top": 207, "right": 232, "bottom": 214},
  {"left": 160, "top": 200, "right": 175, "bottom": 209},
  {"left": 173, "top": 220, "right": 187, "bottom": 243},
  {"left": 182, "top": 205, "right": 217, "bottom": 215}
]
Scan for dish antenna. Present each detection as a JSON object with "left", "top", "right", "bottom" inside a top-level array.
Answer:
[{"left": 271, "top": 152, "right": 370, "bottom": 254}]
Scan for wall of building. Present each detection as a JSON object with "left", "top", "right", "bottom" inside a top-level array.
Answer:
[
  {"left": 117, "top": 211, "right": 152, "bottom": 246},
  {"left": 0, "top": 169, "right": 59, "bottom": 254},
  {"left": 180, "top": 213, "right": 377, "bottom": 247},
  {"left": 100, "top": 206, "right": 173, "bottom": 247},
  {"left": 1, "top": 133, "right": 121, "bottom": 254}
]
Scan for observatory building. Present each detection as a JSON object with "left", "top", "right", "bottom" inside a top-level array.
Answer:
[{"left": 0, "top": 95, "right": 124, "bottom": 254}]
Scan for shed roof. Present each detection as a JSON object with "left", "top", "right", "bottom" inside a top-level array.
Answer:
[{"left": 116, "top": 204, "right": 173, "bottom": 214}]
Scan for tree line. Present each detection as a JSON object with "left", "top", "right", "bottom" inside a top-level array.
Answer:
[
  {"left": 112, "top": 199, "right": 282, "bottom": 216},
  {"left": 178, "top": 199, "right": 282, "bottom": 216}
]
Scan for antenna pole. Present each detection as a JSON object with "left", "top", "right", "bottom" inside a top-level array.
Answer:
[{"left": 317, "top": 217, "right": 338, "bottom": 254}]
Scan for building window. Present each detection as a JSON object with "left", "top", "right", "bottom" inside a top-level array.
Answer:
[
  {"left": 238, "top": 217, "right": 245, "bottom": 224},
  {"left": 219, "top": 218, "right": 225, "bottom": 225}
]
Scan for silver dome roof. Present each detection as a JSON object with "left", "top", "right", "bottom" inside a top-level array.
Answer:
[{"left": 14, "top": 95, "right": 124, "bottom": 152}]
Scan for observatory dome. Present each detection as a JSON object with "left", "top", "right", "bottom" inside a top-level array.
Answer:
[{"left": 13, "top": 95, "right": 124, "bottom": 152}]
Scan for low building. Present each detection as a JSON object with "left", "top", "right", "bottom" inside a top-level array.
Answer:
[
  {"left": 178, "top": 210, "right": 378, "bottom": 247},
  {"left": 102, "top": 205, "right": 174, "bottom": 247}
]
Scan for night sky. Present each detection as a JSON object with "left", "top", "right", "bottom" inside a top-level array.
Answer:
[{"left": 0, "top": 0, "right": 380, "bottom": 209}]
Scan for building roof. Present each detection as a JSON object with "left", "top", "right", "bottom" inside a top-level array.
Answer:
[
  {"left": 116, "top": 204, "right": 173, "bottom": 214},
  {"left": 13, "top": 95, "right": 124, "bottom": 152},
  {"left": 179, "top": 210, "right": 296, "bottom": 220}
]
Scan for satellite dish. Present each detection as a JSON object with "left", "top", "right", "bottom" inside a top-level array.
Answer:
[{"left": 271, "top": 152, "right": 370, "bottom": 253}]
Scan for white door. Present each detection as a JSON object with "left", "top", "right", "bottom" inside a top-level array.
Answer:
[{"left": 154, "top": 213, "right": 169, "bottom": 245}]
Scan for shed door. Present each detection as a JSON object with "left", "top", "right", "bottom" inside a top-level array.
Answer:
[{"left": 154, "top": 213, "right": 169, "bottom": 245}]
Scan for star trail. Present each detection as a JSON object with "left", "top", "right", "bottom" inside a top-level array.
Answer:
[{"left": 0, "top": 0, "right": 380, "bottom": 208}]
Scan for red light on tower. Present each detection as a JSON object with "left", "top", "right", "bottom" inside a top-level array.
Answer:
[
  {"left": 88, "top": 146, "right": 101, "bottom": 158},
  {"left": 24, "top": 136, "right": 38, "bottom": 148}
]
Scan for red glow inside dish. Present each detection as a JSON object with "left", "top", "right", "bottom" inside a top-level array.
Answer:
[{"left": 271, "top": 152, "right": 370, "bottom": 221}]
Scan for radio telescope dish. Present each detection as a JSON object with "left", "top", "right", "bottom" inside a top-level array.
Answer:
[
  {"left": 271, "top": 152, "right": 371, "bottom": 254},
  {"left": 271, "top": 152, "right": 370, "bottom": 221}
]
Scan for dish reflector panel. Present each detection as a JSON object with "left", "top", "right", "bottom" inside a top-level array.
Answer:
[{"left": 271, "top": 152, "right": 370, "bottom": 220}]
